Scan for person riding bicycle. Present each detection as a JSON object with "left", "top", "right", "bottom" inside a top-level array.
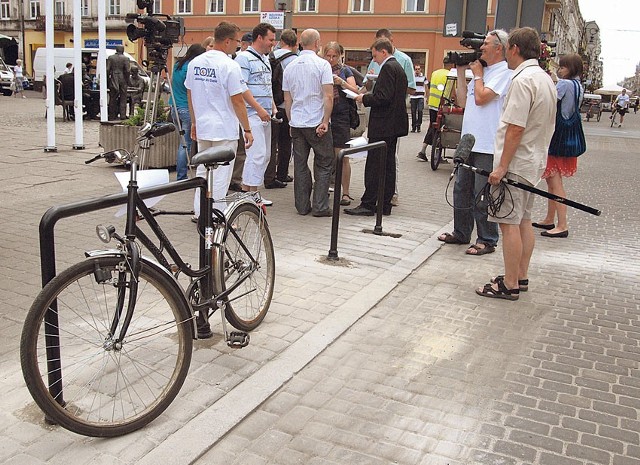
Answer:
[{"left": 611, "top": 88, "right": 630, "bottom": 127}]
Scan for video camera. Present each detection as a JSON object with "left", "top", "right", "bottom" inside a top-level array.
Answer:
[
  {"left": 443, "top": 31, "right": 487, "bottom": 67},
  {"left": 126, "top": 0, "right": 183, "bottom": 49}
]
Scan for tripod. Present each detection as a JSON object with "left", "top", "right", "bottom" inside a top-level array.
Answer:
[{"left": 137, "top": 46, "right": 188, "bottom": 172}]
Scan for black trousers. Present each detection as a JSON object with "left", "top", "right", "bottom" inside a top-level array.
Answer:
[{"left": 361, "top": 136, "right": 398, "bottom": 211}]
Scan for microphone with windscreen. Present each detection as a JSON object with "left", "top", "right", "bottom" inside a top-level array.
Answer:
[{"left": 453, "top": 133, "right": 475, "bottom": 164}]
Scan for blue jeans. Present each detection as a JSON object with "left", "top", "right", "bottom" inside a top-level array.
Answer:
[
  {"left": 452, "top": 151, "right": 499, "bottom": 247},
  {"left": 172, "top": 107, "right": 192, "bottom": 180}
]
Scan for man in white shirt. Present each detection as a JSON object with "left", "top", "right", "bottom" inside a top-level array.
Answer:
[
  {"left": 438, "top": 29, "right": 512, "bottom": 257},
  {"left": 186, "top": 21, "right": 253, "bottom": 222},
  {"left": 283, "top": 28, "right": 334, "bottom": 217},
  {"left": 613, "top": 88, "right": 630, "bottom": 127},
  {"left": 235, "top": 22, "right": 277, "bottom": 204}
]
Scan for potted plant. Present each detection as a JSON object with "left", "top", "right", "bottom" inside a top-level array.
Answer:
[{"left": 99, "top": 98, "right": 180, "bottom": 169}]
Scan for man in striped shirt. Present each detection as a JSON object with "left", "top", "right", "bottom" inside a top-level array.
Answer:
[{"left": 235, "top": 22, "right": 277, "bottom": 205}]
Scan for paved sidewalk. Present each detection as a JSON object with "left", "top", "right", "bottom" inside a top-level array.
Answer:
[
  {"left": 0, "top": 93, "right": 454, "bottom": 464},
  {"left": 1, "top": 93, "right": 639, "bottom": 465}
]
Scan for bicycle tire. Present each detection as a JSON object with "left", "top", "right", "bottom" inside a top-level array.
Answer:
[
  {"left": 212, "top": 202, "right": 275, "bottom": 332},
  {"left": 20, "top": 255, "right": 193, "bottom": 437},
  {"left": 610, "top": 111, "right": 616, "bottom": 127},
  {"left": 596, "top": 111, "right": 601, "bottom": 122},
  {"left": 430, "top": 133, "right": 443, "bottom": 171}
]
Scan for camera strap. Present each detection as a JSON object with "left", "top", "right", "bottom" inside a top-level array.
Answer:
[{"left": 246, "top": 49, "right": 270, "bottom": 69}]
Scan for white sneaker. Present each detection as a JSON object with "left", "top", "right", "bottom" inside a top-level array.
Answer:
[
  {"left": 390, "top": 194, "right": 399, "bottom": 206},
  {"left": 259, "top": 197, "right": 273, "bottom": 206}
]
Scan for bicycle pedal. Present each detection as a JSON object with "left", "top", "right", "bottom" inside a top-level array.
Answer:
[{"left": 227, "top": 331, "right": 250, "bottom": 348}]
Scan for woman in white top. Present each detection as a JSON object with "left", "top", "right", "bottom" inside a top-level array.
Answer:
[{"left": 13, "top": 59, "right": 26, "bottom": 99}]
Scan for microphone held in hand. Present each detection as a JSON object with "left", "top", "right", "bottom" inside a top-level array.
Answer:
[{"left": 453, "top": 133, "right": 475, "bottom": 164}]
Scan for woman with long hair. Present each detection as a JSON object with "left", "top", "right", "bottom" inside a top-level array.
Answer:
[
  {"left": 533, "top": 53, "right": 585, "bottom": 238},
  {"left": 169, "top": 43, "right": 206, "bottom": 180},
  {"left": 323, "top": 41, "right": 359, "bottom": 206}
]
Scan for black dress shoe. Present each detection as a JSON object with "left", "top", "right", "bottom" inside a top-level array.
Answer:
[
  {"left": 265, "top": 179, "right": 287, "bottom": 189},
  {"left": 532, "top": 222, "right": 555, "bottom": 230},
  {"left": 344, "top": 205, "right": 375, "bottom": 216},
  {"left": 280, "top": 175, "right": 293, "bottom": 182},
  {"left": 541, "top": 230, "right": 569, "bottom": 238}
]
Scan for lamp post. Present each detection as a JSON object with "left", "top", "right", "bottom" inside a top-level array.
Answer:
[{"left": 580, "top": 23, "right": 599, "bottom": 92}]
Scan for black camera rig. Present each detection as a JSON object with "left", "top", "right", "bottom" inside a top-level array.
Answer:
[
  {"left": 444, "top": 31, "right": 487, "bottom": 67},
  {"left": 125, "top": 0, "right": 184, "bottom": 70}
]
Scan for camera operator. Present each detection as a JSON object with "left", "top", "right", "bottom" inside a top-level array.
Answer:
[{"left": 438, "top": 29, "right": 511, "bottom": 257}]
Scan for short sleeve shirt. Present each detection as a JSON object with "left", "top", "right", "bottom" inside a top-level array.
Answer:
[
  {"left": 282, "top": 50, "right": 334, "bottom": 128},
  {"left": 616, "top": 93, "right": 630, "bottom": 109},
  {"left": 461, "top": 60, "right": 512, "bottom": 154},
  {"left": 493, "top": 59, "right": 557, "bottom": 185},
  {"left": 185, "top": 50, "right": 246, "bottom": 141},
  {"left": 235, "top": 46, "right": 273, "bottom": 117}
]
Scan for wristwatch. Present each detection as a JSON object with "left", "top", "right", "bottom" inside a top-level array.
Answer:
[{"left": 473, "top": 76, "right": 482, "bottom": 81}]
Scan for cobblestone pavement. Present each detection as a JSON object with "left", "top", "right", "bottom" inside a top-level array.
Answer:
[
  {"left": 1, "top": 92, "right": 639, "bottom": 465},
  {"left": 196, "top": 115, "right": 640, "bottom": 464}
]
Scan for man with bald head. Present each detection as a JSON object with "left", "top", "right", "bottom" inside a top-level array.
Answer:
[{"left": 283, "top": 28, "right": 334, "bottom": 217}]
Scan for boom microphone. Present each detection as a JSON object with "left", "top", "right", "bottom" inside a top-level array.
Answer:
[{"left": 453, "top": 133, "right": 475, "bottom": 164}]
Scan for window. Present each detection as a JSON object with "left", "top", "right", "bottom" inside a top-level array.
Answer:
[
  {"left": 0, "top": 0, "right": 9, "bottom": 20},
  {"left": 209, "top": 0, "right": 223, "bottom": 13},
  {"left": 108, "top": 0, "right": 120, "bottom": 15},
  {"left": 298, "top": 0, "right": 315, "bottom": 12},
  {"left": 243, "top": 0, "right": 258, "bottom": 13},
  {"left": 54, "top": 0, "right": 64, "bottom": 15},
  {"left": 352, "top": 0, "right": 371, "bottom": 12},
  {"left": 81, "top": 0, "right": 89, "bottom": 16},
  {"left": 29, "top": 0, "right": 40, "bottom": 18},
  {"left": 405, "top": 0, "right": 425, "bottom": 12},
  {"left": 178, "top": 0, "right": 192, "bottom": 14},
  {"left": 152, "top": 0, "right": 161, "bottom": 12}
]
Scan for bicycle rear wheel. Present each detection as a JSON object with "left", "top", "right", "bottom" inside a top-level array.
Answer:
[
  {"left": 430, "top": 133, "right": 443, "bottom": 171},
  {"left": 212, "top": 203, "right": 275, "bottom": 332},
  {"left": 610, "top": 111, "right": 616, "bottom": 127},
  {"left": 20, "top": 255, "right": 193, "bottom": 437}
]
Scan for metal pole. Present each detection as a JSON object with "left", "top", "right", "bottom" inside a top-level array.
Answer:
[{"left": 327, "top": 149, "right": 345, "bottom": 260}]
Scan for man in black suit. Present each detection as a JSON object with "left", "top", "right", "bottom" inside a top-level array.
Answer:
[{"left": 345, "top": 38, "right": 408, "bottom": 216}]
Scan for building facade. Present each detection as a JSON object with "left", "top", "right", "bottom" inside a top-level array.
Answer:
[{"left": 0, "top": 0, "right": 603, "bottom": 90}]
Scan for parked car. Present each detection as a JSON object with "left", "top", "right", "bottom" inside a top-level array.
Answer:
[{"left": 0, "top": 57, "right": 14, "bottom": 96}]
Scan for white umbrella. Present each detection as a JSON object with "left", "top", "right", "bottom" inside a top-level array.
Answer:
[{"left": 594, "top": 84, "right": 625, "bottom": 96}]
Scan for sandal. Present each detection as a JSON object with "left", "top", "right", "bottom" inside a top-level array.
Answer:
[
  {"left": 437, "top": 232, "right": 470, "bottom": 245},
  {"left": 476, "top": 279, "right": 520, "bottom": 301},
  {"left": 466, "top": 244, "right": 496, "bottom": 256},
  {"left": 340, "top": 194, "right": 354, "bottom": 206},
  {"left": 491, "top": 275, "right": 529, "bottom": 292}
]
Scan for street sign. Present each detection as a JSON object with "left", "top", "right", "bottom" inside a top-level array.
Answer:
[{"left": 260, "top": 11, "right": 285, "bottom": 29}]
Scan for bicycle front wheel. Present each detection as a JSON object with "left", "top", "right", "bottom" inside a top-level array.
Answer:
[
  {"left": 430, "top": 133, "right": 443, "bottom": 171},
  {"left": 213, "top": 203, "right": 275, "bottom": 331},
  {"left": 20, "top": 255, "right": 193, "bottom": 437}
]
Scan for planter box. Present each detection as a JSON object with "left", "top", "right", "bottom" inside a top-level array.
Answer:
[{"left": 99, "top": 121, "right": 179, "bottom": 169}]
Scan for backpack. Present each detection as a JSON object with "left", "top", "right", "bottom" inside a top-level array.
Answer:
[{"left": 269, "top": 51, "right": 296, "bottom": 106}]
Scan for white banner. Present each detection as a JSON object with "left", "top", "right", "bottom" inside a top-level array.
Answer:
[{"left": 260, "top": 11, "right": 285, "bottom": 30}]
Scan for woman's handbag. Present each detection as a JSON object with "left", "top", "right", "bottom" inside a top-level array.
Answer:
[
  {"left": 347, "top": 98, "right": 360, "bottom": 130},
  {"left": 548, "top": 79, "right": 586, "bottom": 157}
]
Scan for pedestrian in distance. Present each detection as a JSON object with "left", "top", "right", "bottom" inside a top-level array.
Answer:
[
  {"left": 410, "top": 64, "right": 426, "bottom": 132},
  {"left": 186, "top": 21, "right": 254, "bottom": 222},
  {"left": 324, "top": 41, "right": 359, "bottom": 207},
  {"left": 533, "top": 53, "right": 586, "bottom": 239},
  {"left": 169, "top": 43, "right": 206, "bottom": 181},
  {"left": 345, "top": 38, "right": 409, "bottom": 217},
  {"left": 12, "top": 59, "right": 27, "bottom": 99},
  {"left": 611, "top": 88, "right": 630, "bottom": 127},
  {"left": 417, "top": 66, "right": 451, "bottom": 161},
  {"left": 475, "top": 27, "right": 557, "bottom": 301},
  {"left": 283, "top": 28, "right": 335, "bottom": 217},
  {"left": 437, "top": 29, "right": 512, "bottom": 256},
  {"left": 235, "top": 23, "right": 277, "bottom": 206}
]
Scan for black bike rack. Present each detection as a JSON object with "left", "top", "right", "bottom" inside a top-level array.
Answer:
[
  {"left": 328, "top": 140, "right": 387, "bottom": 261},
  {"left": 38, "top": 177, "right": 207, "bottom": 405}
]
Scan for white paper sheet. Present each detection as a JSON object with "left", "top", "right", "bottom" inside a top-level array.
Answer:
[
  {"left": 346, "top": 136, "right": 369, "bottom": 159},
  {"left": 114, "top": 169, "right": 170, "bottom": 217},
  {"left": 342, "top": 88, "right": 359, "bottom": 99}
]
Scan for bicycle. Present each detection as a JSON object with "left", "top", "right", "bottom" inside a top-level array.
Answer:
[
  {"left": 20, "top": 122, "right": 275, "bottom": 437},
  {"left": 610, "top": 106, "right": 618, "bottom": 127}
]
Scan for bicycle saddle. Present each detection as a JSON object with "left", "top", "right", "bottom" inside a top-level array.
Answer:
[{"left": 191, "top": 147, "right": 236, "bottom": 167}]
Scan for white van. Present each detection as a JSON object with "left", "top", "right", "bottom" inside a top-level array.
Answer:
[{"left": 32, "top": 47, "right": 147, "bottom": 89}]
